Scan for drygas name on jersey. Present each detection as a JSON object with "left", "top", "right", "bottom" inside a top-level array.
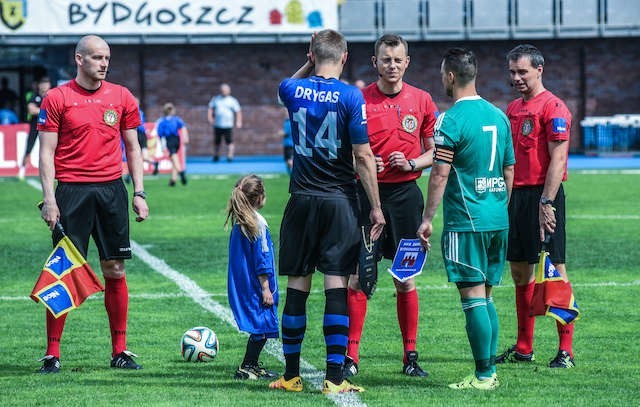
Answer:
[
  {"left": 294, "top": 86, "right": 340, "bottom": 103},
  {"left": 475, "top": 177, "right": 506, "bottom": 193}
]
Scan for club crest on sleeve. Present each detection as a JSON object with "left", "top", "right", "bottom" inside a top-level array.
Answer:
[{"left": 104, "top": 110, "right": 118, "bottom": 126}]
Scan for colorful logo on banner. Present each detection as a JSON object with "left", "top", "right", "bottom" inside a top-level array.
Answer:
[
  {"left": 0, "top": 0, "right": 26, "bottom": 30},
  {"left": 31, "top": 235, "right": 104, "bottom": 318},
  {"left": 387, "top": 239, "right": 427, "bottom": 283},
  {"left": 270, "top": 0, "right": 323, "bottom": 27}
]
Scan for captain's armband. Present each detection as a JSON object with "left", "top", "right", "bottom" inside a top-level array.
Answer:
[{"left": 433, "top": 145, "right": 454, "bottom": 164}]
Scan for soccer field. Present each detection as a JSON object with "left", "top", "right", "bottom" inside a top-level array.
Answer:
[{"left": 1, "top": 171, "right": 639, "bottom": 407}]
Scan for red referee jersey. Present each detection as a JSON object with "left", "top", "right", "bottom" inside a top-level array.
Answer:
[
  {"left": 507, "top": 90, "right": 571, "bottom": 187},
  {"left": 362, "top": 82, "right": 438, "bottom": 183},
  {"left": 38, "top": 80, "right": 141, "bottom": 183}
]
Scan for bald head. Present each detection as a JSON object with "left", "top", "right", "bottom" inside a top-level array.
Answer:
[
  {"left": 220, "top": 83, "right": 231, "bottom": 96},
  {"left": 75, "top": 35, "right": 111, "bottom": 89},
  {"left": 75, "top": 35, "right": 109, "bottom": 56}
]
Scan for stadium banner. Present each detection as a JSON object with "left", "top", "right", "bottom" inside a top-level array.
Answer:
[
  {"left": 0, "top": 0, "right": 338, "bottom": 35},
  {"left": 0, "top": 123, "right": 183, "bottom": 177}
]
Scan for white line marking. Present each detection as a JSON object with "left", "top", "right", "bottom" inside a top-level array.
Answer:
[
  {"left": 130, "top": 241, "right": 365, "bottom": 406},
  {"left": 568, "top": 214, "right": 640, "bottom": 220},
  {"left": 24, "top": 176, "right": 363, "bottom": 405},
  {"left": 574, "top": 169, "right": 640, "bottom": 174},
  {"left": 5, "top": 280, "right": 639, "bottom": 302},
  {"left": 26, "top": 178, "right": 41, "bottom": 190}
]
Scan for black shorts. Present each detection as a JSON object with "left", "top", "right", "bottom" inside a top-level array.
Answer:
[
  {"left": 283, "top": 146, "right": 293, "bottom": 161},
  {"left": 507, "top": 184, "right": 566, "bottom": 264},
  {"left": 214, "top": 127, "right": 233, "bottom": 145},
  {"left": 54, "top": 179, "right": 131, "bottom": 260},
  {"left": 24, "top": 124, "right": 38, "bottom": 157},
  {"left": 137, "top": 129, "right": 148, "bottom": 149},
  {"left": 166, "top": 136, "right": 180, "bottom": 155},
  {"left": 279, "top": 193, "right": 360, "bottom": 277},
  {"left": 358, "top": 180, "right": 424, "bottom": 260}
]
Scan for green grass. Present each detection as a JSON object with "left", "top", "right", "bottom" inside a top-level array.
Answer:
[{"left": 0, "top": 171, "right": 639, "bottom": 407}]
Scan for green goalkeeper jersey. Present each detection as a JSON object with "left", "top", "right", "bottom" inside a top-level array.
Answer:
[{"left": 433, "top": 96, "right": 515, "bottom": 232}]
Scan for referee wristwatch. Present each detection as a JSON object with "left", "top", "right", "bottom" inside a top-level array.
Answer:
[
  {"left": 540, "top": 196, "right": 554, "bottom": 206},
  {"left": 408, "top": 159, "right": 417, "bottom": 172},
  {"left": 133, "top": 191, "right": 147, "bottom": 200}
]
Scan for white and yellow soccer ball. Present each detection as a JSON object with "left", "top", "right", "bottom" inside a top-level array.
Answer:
[{"left": 181, "top": 326, "right": 219, "bottom": 362}]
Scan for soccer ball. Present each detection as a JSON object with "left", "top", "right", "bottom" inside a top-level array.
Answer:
[{"left": 181, "top": 326, "right": 219, "bottom": 362}]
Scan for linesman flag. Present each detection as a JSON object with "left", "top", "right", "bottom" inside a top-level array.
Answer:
[
  {"left": 530, "top": 246, "right": 580, "bottom": 325},
  {"left": 31, "top": 227, "right": 104, "bottom": 318}
]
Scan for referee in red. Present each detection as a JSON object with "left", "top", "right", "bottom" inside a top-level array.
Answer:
[
  {"left": 496, "top": 44, "right": 575, "bottom": 368},
  {"left": 345, "top": 34, "right": 438, "bottom": 378},
  {"left": 38, "top": 35, "right": 149, "bottom": 373}
]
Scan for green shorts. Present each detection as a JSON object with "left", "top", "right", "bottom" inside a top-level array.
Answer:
[{"left": 441, "top": 230, "right": 508, "bottom": 286}]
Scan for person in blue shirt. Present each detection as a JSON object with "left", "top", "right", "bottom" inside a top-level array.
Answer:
[
  {"left": 155, "top": 103, "right": 189, "bottom": 186},
  {"left": 224, "top": 174, "right": 279, "bottom": 380},
  {"left": 269, "top": 29, "right": 384, "bottom": 395},
  {"left": 0, "top": 101, "right": 18, "bottom": 124}
]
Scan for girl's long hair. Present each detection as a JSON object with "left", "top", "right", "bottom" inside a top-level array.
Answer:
[{"left": 224, "top": 174, "right": 265, "bottom": 240}]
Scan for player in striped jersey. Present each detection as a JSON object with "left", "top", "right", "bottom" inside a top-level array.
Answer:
[{"left": 269, "top": 30, "right": 384, "bottom": 395}]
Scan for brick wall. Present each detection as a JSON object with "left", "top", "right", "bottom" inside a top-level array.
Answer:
[{"left": 106, "top": 37, "right": 640, "bottom": 156}]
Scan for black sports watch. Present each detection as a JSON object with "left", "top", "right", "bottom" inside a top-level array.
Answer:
[
  {"left": 540, "top": 196, "right": 554, "bottom": 205},
  {"left": 133, "top": 191, "right": 147, "bottom": 200},
  {"left": 408, "top": 159, "right": 417, "bottom": 172}
]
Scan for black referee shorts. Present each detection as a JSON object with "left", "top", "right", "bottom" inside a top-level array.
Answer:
[
  {"left": 279, "top": 193, "right": 360, "bottom": 277},
  {"left": 507, "top": 184, "right": 566, "bottom": 264},
  {"left": 357, "top": 180, "right": 424, "bottom": 260},
  {"left": 54, "top": 179, "right": 131, "bottom": 260}
]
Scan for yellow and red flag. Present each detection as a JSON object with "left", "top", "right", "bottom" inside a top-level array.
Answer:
[
  {"left": 31, "top": 235, "right": 104, "bottom": 318},
  {"left": 530, "top": 249, "right": 580, "bottom": 325}
]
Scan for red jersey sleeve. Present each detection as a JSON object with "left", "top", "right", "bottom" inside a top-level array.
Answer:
[
  {"left": 543, "top": 97, "right": 571, "bottom": 142},
  {"left": 37, "top": 88, "right": 64, "bottom": 133},
  {"left": 420, "top": 94, "right": 438, "bottom": 141},
  {"left": 120, "top": 87, "right": 141, "bottom": 131}
]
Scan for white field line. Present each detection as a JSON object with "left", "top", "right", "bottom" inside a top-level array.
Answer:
[
  {"left": 24, "top": 174, "right": 362, "bottom": 406},
  {"left": 574, "top": 169, "right": 640, "bottom": 175},
  {"left": 130, "top": 241, "right": 365, "bottom": 407},
  {"left": 568, "top": 214, "right": 640, "bottom": 220},
  {"left": 26, "top": 178, "right": 42, "bottom": 190},
  {"left": 6, "top": 280, "right": 639, "bottom": 302}
]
